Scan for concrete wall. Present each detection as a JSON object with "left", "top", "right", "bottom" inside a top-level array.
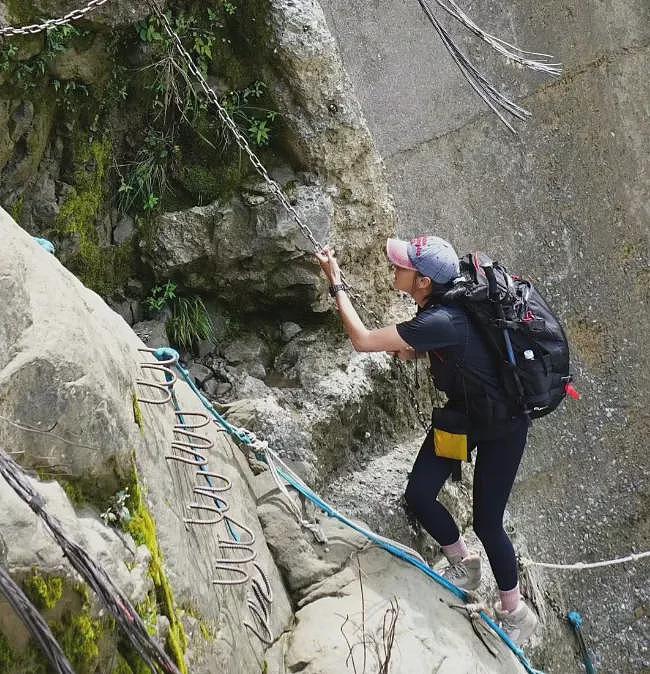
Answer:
[{"left": 319, "top": 2, "right": 649, "bottom": 671}]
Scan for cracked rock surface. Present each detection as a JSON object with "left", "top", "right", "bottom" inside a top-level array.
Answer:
[{"left": 255, "top": 474, "right": 525, "bottom": 674}]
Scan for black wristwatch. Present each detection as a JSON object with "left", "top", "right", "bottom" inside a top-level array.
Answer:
[{"left": 329, "top": 283, "right": 346, "bottom": 298}]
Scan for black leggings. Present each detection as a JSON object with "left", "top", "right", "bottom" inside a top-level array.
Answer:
[{"left": 404, "top": 415, "right": 529, "bottom": 590}]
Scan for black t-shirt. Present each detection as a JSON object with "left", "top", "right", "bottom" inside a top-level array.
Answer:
[{"left": 396, "top": 302, "right": 506, "bottom": 413}]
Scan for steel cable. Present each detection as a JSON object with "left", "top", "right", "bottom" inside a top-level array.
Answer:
[
  {"left": 0, "top": 448, "right": 181, "bottom": 674},
  {"left": 416, "top": 0, "right": 561, "bottom": 133},
  {"left": 0, "top": 564, "right": 75, "bottom": 674}
]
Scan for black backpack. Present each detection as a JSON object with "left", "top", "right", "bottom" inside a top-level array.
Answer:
[{"left": 441, "top": 252, "right": 577, "bottom": 419}]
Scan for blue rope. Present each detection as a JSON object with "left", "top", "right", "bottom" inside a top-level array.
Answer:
[
  {"left": 568, "top": 611, "right": 596, "bottom": 674},
  {"left": 155, "top": 348, "right": 544, "bottom": 674},
  {"left": 275, "top": 466, "right": 543, "bottom": 673}
]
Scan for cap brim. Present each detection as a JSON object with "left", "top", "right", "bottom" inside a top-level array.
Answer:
[{"left": 386, "top": 238, "right": 415, "bottom": 270}]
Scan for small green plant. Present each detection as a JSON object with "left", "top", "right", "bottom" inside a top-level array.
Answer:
[
  {"left": 248, "top": 117, "right": 272, "bottom": 146},
  {"left": 117, "top": 129, "right": 178, "bottom": 214},
  {"left": 137, "top": 17, "right": 164, "bottom": 44},
  {"left": 23, "top": 571, "right": 64, "bottom": 610},
  {"left": 166, "top": 296, "right": 214, "bottom": 349},
  {"left": 46, "top": 24, "right": 84, "bottom": 53},
  {"left": 137, "top": 10, "right": 217, "bottom": 75},
  {"left": 133, "top": 9, "right": 279, "bottom": 164},
  {"left": 0, "top": 24, "right": 86, "bottom": 92},
  {"left": 100, "top": 488, "right": 132, "bottom": 527},
  {"left": 223, "top": 82, "right": 279, "bottom": 147},
  {"left": 0, "top": 43, "right": 18, "bottom": 72},
  {"left": 146, "top": 280, "right": 177, "bottom": 314},
  {"left": 53, "top": 78, "right": 90, "bottom": 112}
]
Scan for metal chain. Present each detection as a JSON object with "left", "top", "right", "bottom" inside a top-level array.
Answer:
[
  {"left": 0, "top": 0, "right": 109, "bottom": 37},
  {"left": 0, "top": 0, "right": 429, "bottom": 429},
  {"left": 147, "top": 1, "right": 369, "bottom": 311},
  {"left": 148, "top": 1, "right": 321, "bottom": 250},
  {"left": 147, "top": 0, "right": 428, "bottom": 429}
]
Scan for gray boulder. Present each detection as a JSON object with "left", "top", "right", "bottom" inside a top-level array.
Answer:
[
  {"left": 244, "top": 0, "right": 397, "bottom": 310},
  {"left": 145, "top": 181, "right": 333, "bottom": 312},
  {"left": 133, "top": 318, "right": 169, "bottom": 348},
  {"left": 281, "top": 321, "right": 303, "bottom": 342},
  {"left": 256, "top": 481, "right": 525, "bottom": 674}
]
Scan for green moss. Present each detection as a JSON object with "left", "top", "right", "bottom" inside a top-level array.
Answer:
[
  {"left": 184, "top": 604, "right": 216, "bottom": 643},
  {"left": 10, "top": 194, "right": 24, "bottom": 223},
  {"left": 34, "top": 452, "right": 127, "bottom": 515},
  {"left": 126, "top": 467, "right": 188, "bottom": 674},
  {"left": 4, "top": 0, "right": 36, "bottom": 24},
  {"left": 177, "top": 164, "right": 223, "bottom": 204},
  {"left": 131, "top": 391, "right": 145, "bottom": 432},
  {"left": 55, "top": 135, "right": 135, "bottom": 296},
  {"left": 74, "top": 581, "right": 91, "bottom": 606},
  {"left": 0, "top": 631, "right": 16, "bottom": 671},
  {"left": 23, "top": 570, "right": 64, "bottom": 610},
  {"left": 199, "top": 620, "right": 216, "bottom": 641},
  {"left": 112, "top": 654, "right": 135, "bottom": 674},
  {"left": 0, "top": 631, "right": 47, "bottom": 674},
  {"left": 116, "top": 644, "right": 150, "bottom": 674},
  {"left": 56, "top": 611, "right": 102, "bottom": 671},
  {"left": 3, "top": 580, "right": 109, "bottom": 674},
  {"left": 135, "top": 592, "right": 158, "bottom": 637},
  {"left": 61, "top": 479, "right": 85, "bottom": 506},
  {"left": 166, "top": 621, "right": 188, "bottom": 673}
]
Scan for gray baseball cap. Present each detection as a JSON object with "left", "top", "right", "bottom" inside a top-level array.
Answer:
[{"left": 386, "top": 235, "right": 460, "bottom": 284}]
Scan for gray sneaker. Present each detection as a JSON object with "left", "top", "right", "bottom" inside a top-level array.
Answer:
[
  {"left": 441, "top": 554, "right": 482, "bottom": 591},
  {"left": 495, "top": 599, "right": 538, "bottom": 645}
]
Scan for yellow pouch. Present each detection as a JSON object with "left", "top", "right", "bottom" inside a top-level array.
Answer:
[{"left": 433, "top": 427, "right": 469, "bottom": 462}]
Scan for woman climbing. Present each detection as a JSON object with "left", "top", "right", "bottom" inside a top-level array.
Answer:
[{"left": 316, "top": 235, "right": 538, "bottom": 645}]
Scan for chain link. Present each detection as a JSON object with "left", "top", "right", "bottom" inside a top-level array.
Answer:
[
  {"left": 0, "top": 0, "right": 109, "bottom": 37},
  {"left": 0, "top": 0, "right": 424, "bottom": 426}
]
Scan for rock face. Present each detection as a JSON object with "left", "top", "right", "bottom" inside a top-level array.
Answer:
[
  {"left": 243, "top": 0, "right": 397, "bottom": 309},
  {"left": 255, "top": 480, "right": 524, "bottom": 674},
  {"left": 3, "top": 0, "right": 642, "bottom": 672},
  {"left": 0, "top": 211, "right": 140, "bottom": 493},
  {"left": 3, "top": 0, "right": 153, "bottom": 29},
  {"left": 0, "top": 211, "right": 293, "bottom": 674},
  {"left": 217, "top": 327, "right": 423, "bottom": 478},
  {"left": 319, "top": 2, "right": 649, "bottom": 671},
  {"left": 146, "top": 181, "right": 334, "bottom": 312},
  {"left": 0, "top": 0, "right": 396, "bottom": 322}
]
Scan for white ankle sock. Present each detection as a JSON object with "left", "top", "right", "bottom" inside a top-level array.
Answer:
[
  {"left": 499, "top": 584, "right": 521, "bottom": 612},
  {"left": 442, "top": 537, "right": 469, "bottom": 561}
]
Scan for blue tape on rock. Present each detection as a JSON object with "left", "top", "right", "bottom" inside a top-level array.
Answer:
[{"left": 33, "top": 237, "right": 55, "bottom": 254}]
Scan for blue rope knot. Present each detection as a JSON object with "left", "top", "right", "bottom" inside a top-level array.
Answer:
[
  {"left": 153, "top": 347, "right": 180, "bottom": 362},
  {"left": 567, "top": 611, "right": 583, "bottom": 629}
]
